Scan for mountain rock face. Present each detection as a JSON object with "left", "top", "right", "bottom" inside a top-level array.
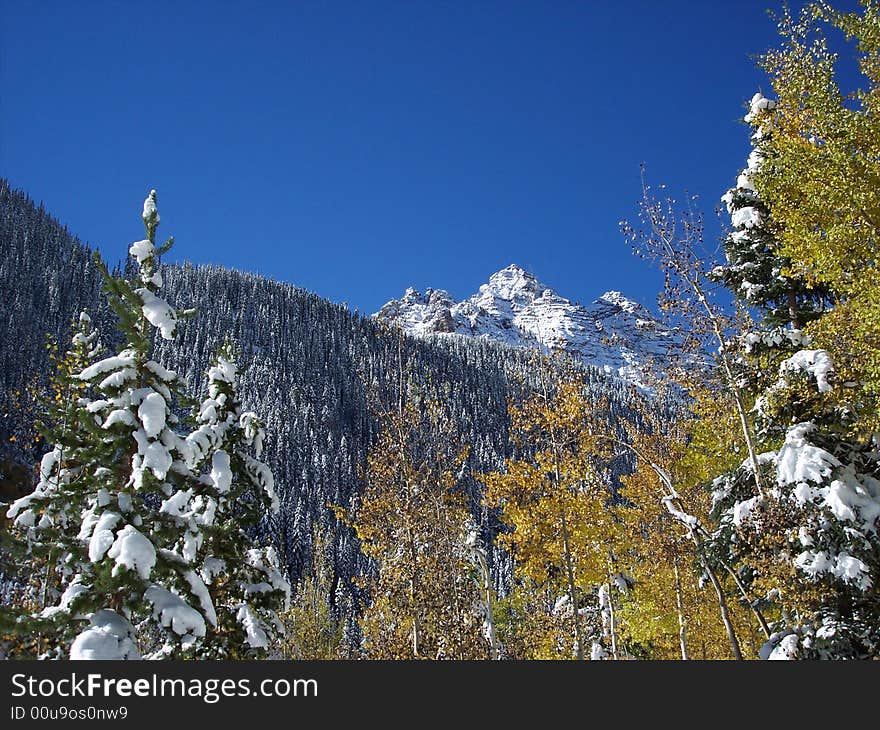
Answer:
[{"left": 375, "top": 264, "right": 676, "bottom": 384}]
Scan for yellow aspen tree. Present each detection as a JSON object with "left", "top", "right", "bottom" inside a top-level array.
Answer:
[
  {"left": 482, "top": 364, "right": 620, "bottom": 660},
  {"left": 280, "top": 527, "right": 344, "bottom": 660},
  {"left": 338, "top": 332, "right": 487, "bottom": 659},
  {"left": 595, "top": 364, "right": 787, "bottom": 660},
  {"left": 491, "top": 579, "right": 562, "bottom": 659},
  {"left": 613, "top": 396, "right": 765, "bottom": 659}
]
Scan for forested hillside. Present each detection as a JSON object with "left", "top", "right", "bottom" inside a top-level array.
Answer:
[
  {"left": 4, "top": 1, "right": 880, "bottom": 663},
  {"left": 0, "top": 179, "right": 642, "bottom": 649}
]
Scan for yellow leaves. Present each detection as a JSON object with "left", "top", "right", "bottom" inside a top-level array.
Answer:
[
  {"left": 505, "top": 582, "right": 578, "bottom": 660},
  {"left": 279, "top": 529, "right": 346, "bottom": 660},
  {"left": 756, "top": 1, "right": 880, "bottom": 432},
  {"left": 351, "top": 389, "right": 486, "bottom": 659},
  {"left": 604, "top": 392, "right": 775, "bottom": 659},
  {"left": 481, "top": 371, "right": 621, "bottom": 602},
  {"left": 329, "top": 502, "right": 353, "bottom": 530}
]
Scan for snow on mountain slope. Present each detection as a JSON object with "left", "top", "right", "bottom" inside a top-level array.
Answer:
[{"left": 374, "top": 264, "right": 677, "bottom": 384}]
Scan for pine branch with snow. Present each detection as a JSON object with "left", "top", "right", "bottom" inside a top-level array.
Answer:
[
  {"left": 709, "top": 346, "right": 880, "bottom": 659},
  {"left": 182, "top": 341, "right": 289, "bottom": 658}
]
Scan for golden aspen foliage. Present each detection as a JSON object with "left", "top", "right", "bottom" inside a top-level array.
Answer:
[
  {"left": 280, "top": 527, "right": 345, "bottom": 660},
  {"left": 338, "top": 392, "right": 486, "bottom": 660},
  {"left": 613, "top": 396, "right": 766, "bottom": 660},
  {"left": 482, "top": 365, "right": 622, "bottom": 659},
  {"left": 756, "top": 1, "right": 880, "bottom": 432}
]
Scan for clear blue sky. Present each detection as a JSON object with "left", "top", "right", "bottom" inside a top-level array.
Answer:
[{"left": 0, "top": 0, "right": 850, "bottom": 315}]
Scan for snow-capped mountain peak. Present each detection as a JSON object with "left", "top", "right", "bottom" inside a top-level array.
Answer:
[
  {"left": 597, "top": 290, "right": 645, "bottom": 314},
  {"left": 375, "top": 265, "right": 677, "bottom": 384},
  {"left": 479, "top": 264, "right": 546, "bottom": 302}
]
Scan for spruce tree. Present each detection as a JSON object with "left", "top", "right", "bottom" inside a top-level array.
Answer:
[
  {"left": 183, "top": 342, "right": 290, "bottom": 658},
  {"left": 712, "top": 92, "right": 829, "bottom": 330},
  {"left": 7, "top": 191, "right": 214, "bottom": 658},
  {"left": 709, "top": 341, "right": 880, "bottom": 658},
  {"left": 4, "top": 313, "right": 103, "bottom": 655}
]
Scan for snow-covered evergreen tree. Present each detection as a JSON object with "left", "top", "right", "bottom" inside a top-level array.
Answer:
[
  {"left": 183, "top": 342, "right": 290, "bottom": 658},
  {"left": 4, "top": 313, "right": 103, "bottom": 652},
  {"left": 710, "top": 344, "right": 880, "bottom": 659},
  {"left": 8, "top": 191, "right": 216, "bottom": 659},
  {"left": 712, "top": 92, "right": 829, "bottom": 329},
  {"left": 706, "top": 96, "right": 880, "bottom": 657}
]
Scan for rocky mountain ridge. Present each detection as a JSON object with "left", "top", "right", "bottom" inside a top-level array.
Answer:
[{"left": 375, "top": 264, "right": 677, "bottom": 384}]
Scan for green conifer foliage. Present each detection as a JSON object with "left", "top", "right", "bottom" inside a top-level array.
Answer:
[
  {"left": 712, "top": 93, "right": 830, "bottom": 330},
  {"left": 185, "top": 342, "right": 290, "bottom": 658},
  {"left": 7, "top": 192, "right": 212, "bottom": 658}
]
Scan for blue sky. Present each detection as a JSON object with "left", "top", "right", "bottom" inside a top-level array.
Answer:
[{"left": 0, "top": 0, "right": 849, "bottom": 315}]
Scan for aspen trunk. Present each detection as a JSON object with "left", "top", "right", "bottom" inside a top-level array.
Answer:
[
  {"left": 560, "top": 510, "right": 585, "bottom": 660},
  {"left": 473, "top": 546, "right": 500, "bottom": 660},
  {"left": 704, "top": 560, "right": 743, "bottom": 660},
  {"left": 673, "top": 556, "right": 689, "bottom": 660},
  {"left": 606, "top": 582, "right": 619, "bottom": 660},
  {"left": 407, "top": 527, "right": 421, "bottom": 658}
]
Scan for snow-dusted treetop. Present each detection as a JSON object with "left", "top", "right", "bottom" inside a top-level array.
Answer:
[
  {"left": 744, "top": 92, "right": 776, "bottom": 124},
  {"left": 142, "top": 189, "right": 159, "bottom": 228}
]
